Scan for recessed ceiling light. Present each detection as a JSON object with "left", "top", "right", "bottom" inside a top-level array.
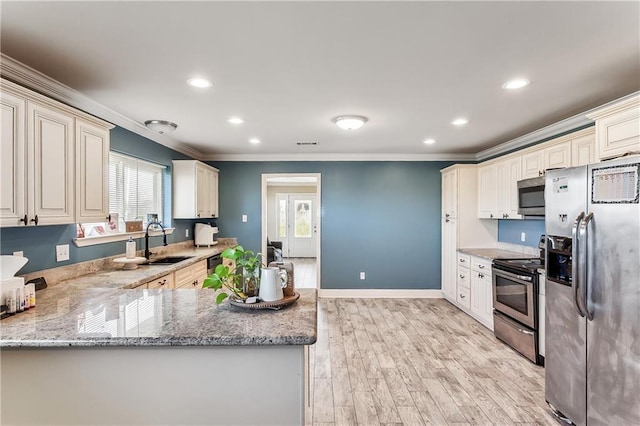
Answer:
[
  {"left": 332, "top": 115, "right": 368, "bottom": 130},
  {"left": 227, "top": 117, "right": 244, "bottom": 125},
  {"left": 249, "top": 138, "right": 261, "bottom": 144},
  {"left": 451, "top": 118, "right": 469, "bottom": 126},
  {"left": 423, "top": 139, "right": 436, "bottom": 145},
  {"left": 187, "top": 78, "right": 212, "bottom": 88},
  {"left": 502, "top": 78, "right": 531, "bottom": 90}
]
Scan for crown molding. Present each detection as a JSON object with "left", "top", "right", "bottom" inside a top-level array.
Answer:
[
  {"left": 203, "top": 152, "right": 475, "bottom": 162},
  {"left": 0, "top": 53, "right": 205, "bottom": 160}
]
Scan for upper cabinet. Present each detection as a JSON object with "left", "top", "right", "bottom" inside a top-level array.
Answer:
[
  {"left": 586, "top": 94, "right": 640, "bottom": 161},
  {"left": 477, "top": 155, "right": 521, "bottom": 220},
  {"left": 521, "top": 140, "right": 571, "bottom": 179},
  {"left": 0, "top": 79, "right": 112, "bottom": 227},
  {"left": 477, "top": 163, "right": 498, "bottom": 219},
  {"left": 172, "top": 160, "right": 219, "bottom": 219},
  {"left": 442, "top": 167, "right": 458, "bottom": 219}
]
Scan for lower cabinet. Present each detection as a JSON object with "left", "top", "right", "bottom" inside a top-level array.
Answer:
[
  {"left": 452, "top": 251, "right": 494, "bottom": 331},
  {"left": 174, "top": 260, "right": 208, "bottom": 289},
  {"left": 147, "top": 273, "right": 175, "bottom": 289}
]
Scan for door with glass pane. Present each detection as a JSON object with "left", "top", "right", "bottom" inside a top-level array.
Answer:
[{"left": 276, "top": 193, "right": 317, "bottom": 258}]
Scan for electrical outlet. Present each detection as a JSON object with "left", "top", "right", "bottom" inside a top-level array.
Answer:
[
  {"left": 185, "top": 228, "right": 189, "bottom": 238},
  {"left": 521, "top": 232, "right": 526, "bottom": 242},
  {"left": 13, "top": 251, "right": 23, "bottom": 257},
  {"left": 242, "top": 214, "right": 248, "bottom": 223},
  {"left": 360, "top": 272, "right": 365, "bottom": 280},
  {"left": 56, "top": 244, "right": 70, "bottom": 262}
]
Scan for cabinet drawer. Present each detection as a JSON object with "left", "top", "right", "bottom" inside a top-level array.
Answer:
[
  {"left": 457, "top": 253, "right": 470, "bottom": 267},
  {"left": 147, "top": 273, "right": 174, "bottom": 289},
  {"left": 457, "top": 285, "right": 470, "bottom": 309},
  {"left": 457, "top": 266, "right": 470, "bottom": 289},
  {"left": 471, "top": 257, "right": 491, "bottom": 273}
]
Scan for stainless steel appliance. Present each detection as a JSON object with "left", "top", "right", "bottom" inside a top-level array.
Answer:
[
  {"left": 544, "top": 156, "right": 640, "bottom": 426},
  {"left": 492, "top": 257, "right": 543, "bottom": 364},
  {"left": 206, "top": 254, "right": 222, "bottom": 275},
  {"left": 517, "top": 176, "right": 545, "bottom": 216}
]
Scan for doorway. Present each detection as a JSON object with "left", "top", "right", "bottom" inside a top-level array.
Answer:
[{"left": 262, "top": 174, "right": 321, "bottom": 290}]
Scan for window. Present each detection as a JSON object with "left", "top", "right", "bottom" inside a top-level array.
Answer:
[
  {"left": 78, "top": 152, "right": 165, "bottom": 238},
  {"left": 109, "top": 152, "right": 165, "bottom": 226}
]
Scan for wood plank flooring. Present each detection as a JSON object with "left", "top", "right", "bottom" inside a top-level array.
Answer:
[{"left": 307, "top": 298, "right": 556, "bottom": 426}]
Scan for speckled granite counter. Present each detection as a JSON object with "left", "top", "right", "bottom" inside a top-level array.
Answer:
[
  {"left": 458, "top": 248, "right": 537, "bottom": 261},
  {"left": 0, "top": 288, "right": 317, "bottom": 347}
]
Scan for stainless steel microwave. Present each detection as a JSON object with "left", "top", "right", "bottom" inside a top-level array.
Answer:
[{"left": 517, "top": 176, "right": 545, "bottom": 216}]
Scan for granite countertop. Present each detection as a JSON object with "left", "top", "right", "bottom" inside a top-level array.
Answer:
[
  {"left": 0, "top": 288, "right": 317, "bottom": 348},
  {"left": 458, "top": 248, "right": 538, "bottom": 261}
]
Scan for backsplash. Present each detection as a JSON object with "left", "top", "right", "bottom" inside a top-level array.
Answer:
[
  {"left": 496, "top": 242, "right": 540, "bottom": 257},
  {"left": 497, "top": 219, "right": 545, "bottom": 248}
]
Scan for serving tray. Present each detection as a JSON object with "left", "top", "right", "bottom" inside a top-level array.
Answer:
[{"left": 229, "top": 292, "right": 300, "bottom": 311}]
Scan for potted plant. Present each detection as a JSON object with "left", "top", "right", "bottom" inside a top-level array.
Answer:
[{"left": 203, "top": 245, "right": 263, "bottom": 305}]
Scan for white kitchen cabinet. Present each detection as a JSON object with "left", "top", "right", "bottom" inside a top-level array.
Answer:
[
  {"left": 441, "top": 165, "right": 497, "bottom": 305},
  {"left": 586, "top": 94, "right": 640, "bottom": 161},
  {"left": 496, "top": 156, "right": 522, "bottom": 219},
  {"left": 470, "top": 257, "right": 493, "bottom": 330},
  {"left": 173, "top": 160, "right": 219, "bottom": 219},
  {"left": 147, "top": 273, "right": 175, "bottom": 289},
  {"left": 1, "top": 79, "right": 112, "bottom": 228},
  {"left": 521, "top": 141, "right": 571, "bottom": 179},
  {"left": 571, "top": 129, "right": 596, "bottom": 166},
  {"left": 477, "top": 163, "right": 498, "bottom": 219},
  {"left": 174, "top": 260, "right": 208, "bottom": 289},
  {"left": 75, "top": 119, "right": 111, "bottom": 222},
  {"left": 539, "top": 272, "right": 546, "bottom": 357},
  {"left": 457, "top": 264, "right": 471, "bottom": 309},
  {"left": 0, "top": 90, "right": 27, "bottom": 227}
]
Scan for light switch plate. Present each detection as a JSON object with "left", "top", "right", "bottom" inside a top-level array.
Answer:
[
  {"left": 242, "top": 214, "right": 248, "bottom": 223},
  {"left": 56, "top": 244, "right": 70, "bottom": 262},
  {"left": 360, "top": 272, "right": 365, "bottom": 280},
  {"left": 521, "top": 232, "right": 526, "bottom": 242},
  {"left": 12, "top": 251, "right": 24, "bottom": 257}
]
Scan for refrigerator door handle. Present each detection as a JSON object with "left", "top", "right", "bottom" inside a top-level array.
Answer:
[
  {"left": 572, "top": 211, "right": 586, "bottom": 317},
  {"left": 579, "top": 212, "right": 595, "bottom": 321}
]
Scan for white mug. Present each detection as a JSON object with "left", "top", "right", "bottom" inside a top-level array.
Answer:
[{"left": 259, "top": 267, "right": 288, "bottom": 302}]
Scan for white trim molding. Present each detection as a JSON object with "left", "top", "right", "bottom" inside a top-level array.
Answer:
[
  {"left": 319, "top": 289, "right": 444, "bottom": 299},
  {"left": 206, "top": 153, "right": 475, "bottom": 162}
]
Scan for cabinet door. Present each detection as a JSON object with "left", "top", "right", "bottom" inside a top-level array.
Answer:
[
  {"left": 505, "top": 157, "right": 522, "bottom": 219},
  {"left": 441, "top": 218, "right": 457, "bottom": 301},
  {"left": 76, "top": 120, "right": 110, "bottom": 222},
  {"left": 195, "top": 163, "right": 209, "bottom": 218},
  {"left": 441, "top": 169, "right": 458, "bottom": 219},
  {"left": 0, "top": 91, "right": 27, "bottom": 227},
  {"left": 470, "top": 270, "right": 483, "bottom": 315},
  {"left": 480, "top": 271, "right": 493, "bottom": 329},
  {"left": 544, "top": 141, "right": 571, "bottom": 170},
  {"left": 521, "top": 149, "right": 544, "bottom": 179},
  {"left": 595, "top": 105, "right": 640, "bottom": 160},
  {"left": 29, "top": 102, "right": 75, "bottom": 225},
  {"left": 208, "top": 168, "right": 219, "bottom": 218},
  {"left": 477, "top": 164, "right": 497, "bottom": 219},
  {"left": 571, "top": 132, "right": 596, "bottom": 166}
]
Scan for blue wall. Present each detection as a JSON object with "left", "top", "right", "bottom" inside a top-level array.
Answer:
[
  {"left": 497, "top": 219, "right": 545, "bottom": 247},
  {"left": 0, "top": 126, "right": 198, "bottom": 274},
  {"left": 209, "top": 161, "right": 453, "bottom": 290}
]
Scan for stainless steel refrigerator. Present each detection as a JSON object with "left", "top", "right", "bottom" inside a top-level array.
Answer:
[{"left": 544, "top": 155, "right": 640, "bottom": 425}]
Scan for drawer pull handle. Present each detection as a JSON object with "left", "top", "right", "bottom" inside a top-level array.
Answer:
[
  {"left": 19, "top": 215, "right": 28, "bottom": 225},
  {"left": 479, "top": 265, "right": 485, "bottom": 269},
  {"left": 459, "top": 275, "right": 465, "bottom": 279},
  {"left": 30, "top": 215, "right": 39, "bottom": 226},
  {"left": 459, "top": 259, "right": 465, "bottom": 263},
  {"left": 459, "top": 294, "right": 465, "bottom": 299}
]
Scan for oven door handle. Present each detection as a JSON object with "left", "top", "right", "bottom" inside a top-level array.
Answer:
[
  {"left": 572, "top": 212, "right": 586, "bottom": 317},
  {"left": 579, "top": 213, "right": 594, "bottom": 321},
  {"left": 492, "top": 268, "right": 535, "bottom": 286}
]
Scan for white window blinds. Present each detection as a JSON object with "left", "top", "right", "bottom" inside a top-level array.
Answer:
[{"left": 109, "top": 152, "right": 165, "bottom": 223}]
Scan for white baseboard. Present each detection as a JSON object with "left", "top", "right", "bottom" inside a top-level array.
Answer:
[{"left": 319, "top": 289, "right": 444, "bottom": 298}]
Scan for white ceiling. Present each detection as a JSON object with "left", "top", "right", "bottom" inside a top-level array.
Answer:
[{"left": 1, "top": 1, "right": 639, "bottom": 160}]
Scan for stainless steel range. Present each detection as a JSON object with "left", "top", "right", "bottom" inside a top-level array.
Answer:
[{"left": 492, "top": 257, "right": 543, "bottom": 365}]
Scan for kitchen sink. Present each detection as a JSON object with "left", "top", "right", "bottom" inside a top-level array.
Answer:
[{"left": 145, "top": 256, "right": 193, "bottom": 265}]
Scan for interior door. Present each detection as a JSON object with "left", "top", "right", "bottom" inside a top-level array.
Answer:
[{"left": 276, "top": 193, "right": 317, "bottom": 258}]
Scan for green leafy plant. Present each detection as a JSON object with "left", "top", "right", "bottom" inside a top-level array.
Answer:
[{"left": 203, "top": 245, "right": 263, "bottom": 305}]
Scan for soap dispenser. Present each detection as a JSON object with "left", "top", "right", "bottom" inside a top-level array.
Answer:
[{"left": 126, "top": 237, "right": 136, "bottom": 259}]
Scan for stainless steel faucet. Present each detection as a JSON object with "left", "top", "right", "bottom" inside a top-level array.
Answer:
[{"left": 144, "top": 221, "right": 167, "bottom": 259}]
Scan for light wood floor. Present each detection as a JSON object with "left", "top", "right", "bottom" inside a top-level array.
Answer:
[
  {"left": 307, "top": 298, "right": 556, "bottom": 426},
  {"left": 287, "top": 257, "right": 317, "bottom": 289}
]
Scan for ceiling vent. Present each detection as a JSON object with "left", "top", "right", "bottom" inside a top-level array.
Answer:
[{"left": 296, "top": 141, "right": 318, "bottom": 146}]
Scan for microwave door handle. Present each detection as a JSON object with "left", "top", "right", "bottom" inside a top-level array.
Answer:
[
  {"left": 572, "top": 212, "right": 586, "bottom": 317},
  {"left": 579, "top": 213, "right": 595, "bottom": 321}
]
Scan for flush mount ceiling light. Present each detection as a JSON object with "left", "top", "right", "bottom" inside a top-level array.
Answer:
[
  {"left": 332, "top": 115, "right": 368, "bottom": 130},
  {"left": 502, "top": 78, "right": 531, "bottom": 90},
  {"left": 423, "top": 138, "right": 436, "bottom": 145},
  {"left": 249, "top": 138, "right": 261, "bottom": 144},
  {"left": 144, "top": 120, "right": 178, "bottom": 134},
  {"left": 451, "top": 118, "right": 469, "bottom": 126},
  {"left": 187, "top": 78, "right": 212, "bottom": 88},
  {"left": 227, "top": 117, "right": 244, "bottom": 125}
]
